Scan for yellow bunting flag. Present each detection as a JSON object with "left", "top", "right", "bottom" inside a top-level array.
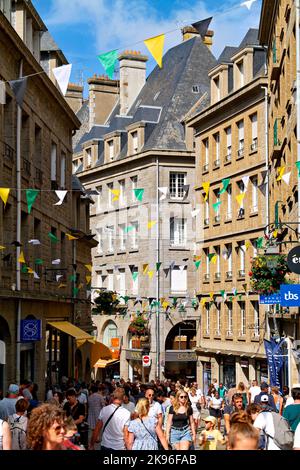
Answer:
[
  {"left": 202, "top": 182, "right": 210, "bottom": 201},
  {"left": 0, "top": 188, "right": 10, "bottom": 206},
  {"left": 236, "top": 193, "right": 245, "bottom": 207},
  {"left": 0, "top": 245, "right": 5, "bottom": 250},
  {"left": 211, "top": 254, "right": 217, "bottom": 264},
  {"left": 110, "top": 189, "right": 120, "bottom": 201},
  {"left": 209, "top": 292, "right": 214, "bottom": 300},
  {"left": 86, "top": 275, "right": 92, "bottom": 284},
  {"left": 147, "top": 220, "right": 157, "bottom": 229},
  {"left": 200, "top": 298, "right": 207, "bottom": 307},
  {"left": 84, "top": 264, "right": 92, "bottom": 272},
  {"left": 162, "top": 301, "right": 169, "bottom": 310},
  {"left": 58, "top": 283, "right": 67, "bottom": 289},
  {"left": 143, "top": 264, "right": 149, "bottom": 275},
  {"left": 273, "top": 230, "right": 278, "bottom": 238},
  {"left": 245, "top": 240, "right": 251, "bottom": 250},
  {"left": 27, "top": 268, "right": 34, "bottom": 274},
  {"left": 276, "top": 166, "right": 285, "bottom": 181},
  {"left": 66, "top": 233, "right": 79, "bottom": 241},
  {"left": 144, "top": 34, "right": 165, "bottom": 68},
  {"left": 147, "top": 271, "right": 154, "bottom": 279},
  {"left": 18, "top": 251, "right": 25, "bottom": 264}
]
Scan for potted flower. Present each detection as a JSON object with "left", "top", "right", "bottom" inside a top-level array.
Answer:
[
  {"left": 128, "top": 315, "right": 149, "bottom": 336},
  {"left": 92, "top": 290, "right": 127, "bottom": 315},
  {"left": 249, "top": 254, "right": 289, "bottom": 294}
]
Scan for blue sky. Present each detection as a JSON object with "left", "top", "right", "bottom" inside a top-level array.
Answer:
[{"left": 32, "top": 0, "right": 262, "bottom": 95}]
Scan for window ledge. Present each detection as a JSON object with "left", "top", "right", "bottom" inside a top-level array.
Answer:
[
  {"left": 129, "top": 249, "right": 139, "bottom": 253},
  {"left": 169, "top": 246, "right": 189, "bottom": 251},
  {"left": 249, "top": 211, "right": 258, "bottom": 218},
  {"left": 249, "top": 149, "right": 258, "bottom": 156},
  {"left": 117, "top": 250, "right": 126, "bottom": 255}
]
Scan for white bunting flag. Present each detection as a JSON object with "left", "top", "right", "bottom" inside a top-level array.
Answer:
[
  {"left": 191, "top": 209, "right": 200, "bottom": 218},
  {"left": 33, "top": 271, "right": 40, "bottom": 280},
  {"left": 54, "top": 190, "right": 68, "bottom": 206},
  {"left": 158, "top": 187, "right": 168, "bottom": 201},
  {"left": 0, "top": 81, "right": 6, "bottom": 105},
  {"left": 179, "top": 265, "right": 186, "bottom": 271},
  {"left": 222, "top": 249, "right": 228, "bottom": 260},
  {"left": 28, "top": 239, "right": 41, "bottom": 245},
  {"left": 242, "top": 175, "right": 250, "bottom": 189},
  {"left": 241, "top": 0, "right": 257, "bottom": 10},
  {"left": 56, "top": 274, "right": 63, "bottom": 282},
  {"left": 52, "top": 259, "right": 61, "bottom": 265},
  {"left": 52, "top": 64, "right": 72, "bottom": 96},
  {"left": 282, "top": 172, "right": 291, "bottom": 185}
]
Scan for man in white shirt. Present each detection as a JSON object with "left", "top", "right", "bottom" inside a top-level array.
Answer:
[
  {"left": 0, "top": 384, "right": 19, "bottom": 420},
  {"left": 248, "top": 380, "right": 261, "bottom": 403},
  {"left": 89, "top": 387, "right": 130, "bottom": 450},
  {"left": 253, "top": 395, "right": 280, "bottom": 450}
]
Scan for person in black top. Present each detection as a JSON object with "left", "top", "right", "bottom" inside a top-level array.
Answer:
[
  {"left": 63, "top": 388, "right": 88, "bottom": 448},
  {"left": 165, "top": 389, "right": 196, "bottom": 450}
]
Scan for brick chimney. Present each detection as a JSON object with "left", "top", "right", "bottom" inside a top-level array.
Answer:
[
  {"left": 65, "top": 83, "right": 84, "bottom": 114},
  {"left": 118, "top": 51, "right": 148, "bottom": 116},
  {"left": 182, "top": 25, "right": 214, "bottom": 49},
  {"left": 87, "top": 75, "right": 119, "bottom": 128}
]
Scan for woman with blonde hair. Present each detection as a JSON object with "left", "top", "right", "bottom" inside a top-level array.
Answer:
[
  {"left": 27, "top": 403, "right": 66, "bottom": 450},
  {"left": 236, "top": 382, "right": 249, "bottom": 408},
  {"left": 227, "top": 411, "right": 259, "bottom": 450},
  {"left": 127, "top": 398, "right": 168, "bottom": 450},
  {"left": 165, "top": 390, "right": 196, "bottom": 450}
]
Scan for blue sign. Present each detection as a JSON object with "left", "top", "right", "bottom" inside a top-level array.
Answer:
[
  {"left": 259, "top": 293, "right": 281, "bottom": 304},
  {"left": 280, "top": 284, "right": 300, "bottom": 306},
  {"left": 20, "top": 320, "right": 42, "bottom": 342},
  {"left": 264, "top": 338, "right": 285, "bottom": 388}
]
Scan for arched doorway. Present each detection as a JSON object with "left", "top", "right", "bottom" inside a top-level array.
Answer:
[
  {"left": 0, "top": 316, "right": 11, "bottom": 393},
  {"left": 75, "top": 349, "right": 83, "bottom": 382},
  {"left": 102, "top": 321, "right": 120, "bottom": 381},
  {"left": 164, "top": 321, "right": 197, "bottom": 381}
]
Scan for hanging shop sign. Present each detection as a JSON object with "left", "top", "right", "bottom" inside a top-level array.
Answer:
[
  {"left": 280, "top": 284, "right": 300, "bottom": 307},
  {"left": 287, "top": 246, "right": 300, "bottom": 274},
  {"left": 259, "top": 293, "right": 281, "bottom": 304},
  {"left": 20, "top": 319, "right": 42, "bottom": 342}
]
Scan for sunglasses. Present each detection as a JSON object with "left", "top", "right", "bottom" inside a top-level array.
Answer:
[{"left": 179, "top": 395, "right": 188, "bottom": 399}]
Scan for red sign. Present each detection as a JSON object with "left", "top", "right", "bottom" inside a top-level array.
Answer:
[{"left": 142, "top": 355, "right": 151, "bottom": 367}]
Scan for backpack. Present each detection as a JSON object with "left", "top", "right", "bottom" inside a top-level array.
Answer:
[
  {"left": 266, "top": 412, "right": 294, "bottom": 450},
  {"left": 8, "top": 415, "right": 27, "bottom": 450}
]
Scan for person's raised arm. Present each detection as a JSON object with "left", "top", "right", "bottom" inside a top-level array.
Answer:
[{"left": 2, "top": 421, "right": 11, "bottom": 450}]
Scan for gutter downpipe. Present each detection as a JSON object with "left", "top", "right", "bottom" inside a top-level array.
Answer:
[
  {"left": 156, "top": 157, "right": 160, "bottom": 380},
  {"left": 295, "top": 0, "right": 300, "bottom": 389}
]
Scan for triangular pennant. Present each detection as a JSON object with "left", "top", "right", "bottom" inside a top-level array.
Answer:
[
  {"left": 208, "top": 253, "right": 216, "bottom": 263},
  {"left": 194, "top": 260, "right": 201, "bottom": 270},
  {"left": 54, "top": 190, "right": 68, "bottom": 206},
  {"left": 148, "top": 220, "right": 157, "bottom": 229},
  {"left": 179, "top": 265, "right": 186, "bottom": 271},
  {"left": 219, "top": 178, "right": 230, "bottom": 195},
  {"left": 18, "top": 251, "right": 25, "bottom": 264},
  {"left": 132, "top": 272, "right": 139, "bottom": 282},
  {"left": 242, "top": 175, "right": 250, "bottom": 189},
  {"left": 110, "top": 189, "right": 120, "bottom": 201},
  {"left": 86, "top": 275, "right": 92, "bottom": 285},
  {"left": 242, "top": 283, "right": 247, "bottom": 291},
  {"left": 66, "top": 233, "right": 79, "bottom": 241},
  {"left": 0, "top": 80, "right": 6, "bottom": 105},
  {"left": 158, "top": 187, "right": 168, "bottom": 201},
  {"left": 28, "top": 239, "right": 41, "bottom": 245},
  {"left": 85, "top": 264, "right": 92, "bottom": 272},
  {"left": 276, "top": 166, "right": 285, "bottom": 181},
  {"left": 202, "top": 182, "right": 210, "bottom": 201},
  {"left": 296, "top": 162, "right": 300, "bottom": 177},
  {"left": 56, "top": 275, "right": 63, "bottom": 282},
  {"left": 52, "top": 64, "right": 72, "bottom": 96},
  {"left": 258, "top": 182, "right": 267, "bottom": 196},
  {"left": 209, "top": 292, "right": 214, "bottom": 300},
  {"left": 212, "top": 201, "right": 221, "bottom": 212},
  {"left": 220, "top": 290, "right": 226, "bottom": 298},
  {"left": 282, "top": 172, "right": 291, "bottom": 185},
  {"left": 232, "top": 288, "right": 237, "bottom": 296},
  {"left": 26, "top": 189, "right": 39, "bottom": 214},
  {"left": 97, "top": 49, "right": 118, "bottom": 79},
  {"left": 124, "top": 225, "right": 134, "bottom": 233},
  {"left": 0, "top": 188, "right": 10, "bottom": 206},
  {"left": 143, "top": 264, "right": 149, "bottom": 275},
  {"left": 182, "top": 184, "right": 190, "bottom": 200},
  {"left": 0, "top": 245, "right": 5, "bottom": 250},
  {"left": 11, "top": 241, "right": 22, "bottom": 247},
  {"left": 51, "top": 259, "right": 61, "bottom": 265},
  {"left": 33, "top": 271, "right": 40, "bottom": 280},
  {"left": 170, "top": 261, "right": 175, "bottom": 270},
  {"left": 241, "top": 0, "right": 257, "bottom": 10},
  {"left": 21, "top": 264, "right": 28, "bottom": 273},
  {"left": 191, "top": 209, "right": 200, "bottom": 218},
  {"left": 73, "top": 287, "right": 79, "bottom": 297},
  {"left": 163, "top": 268, "right": 170, "bottom": 277},
  {"left": 261, "top": 170, "right": 268, "bottom": 184},
  {"left": 162, "top": 301, "right": 169, "bottom": 310},
  {"left": 256, "top": 237, "right": 264, "bottom": 248},
  {"left": 34, "top": 258, "right": 43, "bottom": 265},
  {"left": 133, "top": 188, "right": 144, "bottom": 202},
  {"left": 69, "top": 274, "right": 77, "bottom": 282},
  {"left": 222, "top": 249, "right": 228, "bottom": 260},
  {"left": 236, "top": 193, "right": 245, "bottom": 206},
  {"left": 27, "top": 267, "right": 34, "bottom": 274},
  {"left": 9, "top": 77, "right": 28, "bottom": 107},
  {"left": 156, "top": 262, "right": 162, "bottom": 271},
  {"left": 147, "top": 270, "right": 154, "bottom": 279},
  {"left": 191, "top": 17, "right": 212, "bottom": 37},
  {"left": 48, "top": 232, "right": 58, "bottom": 243},
  {"left": 144, "top": 34, "right": 165, "bottom": 68}
]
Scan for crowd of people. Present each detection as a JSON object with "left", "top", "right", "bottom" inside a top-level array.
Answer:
[{"left": 0, "top": 376, "right": 300, "bottom": 451}]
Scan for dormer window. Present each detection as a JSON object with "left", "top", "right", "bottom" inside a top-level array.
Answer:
[
  {"left": 237, "top": 60, "right": 244, "bottom": 87},
  {"left": 132, "top": 131, "right": 138, "bottom": 153},
  {"left": 86, "top": 147, "right": 92, "bottom": 168},
  {"left": 213, "top": 76, "right": 220, "bottom": 101},
  {"left": 108, "top": 140, "right": 114, "bottom": 160},
  {"left": 192, "top": 85, "right": 200, "bottom": 93}
]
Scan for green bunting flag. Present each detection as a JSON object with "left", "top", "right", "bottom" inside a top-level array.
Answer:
[
  {"left": 208, "top": 253, "right": 216, "bottom": 262},
  {"left": 48, "top": 232, "right": 58, "bottom": 243},
  {"left": 229, "top": 296, "right": 233, "bottom": 302},
  {"left": 132, "top": 272, "right": 139, "bottom": 282},
  {"left": 296, "top": 162, "right": 300, "bottom": 177},
  {"left": 156, "top": 262, "right": 162, "bottom": 271},
  {"left": 256, "top": 237, "right": 264, "bottom": 248},
  {"left": 219, "top": 178, "right": 230, "bottom": 195},
  {"left": 97, "top": 49, "right": 118, "bottom": 79},
  {"left": 194, "top": 260, "right": 201, "bottom": 270},
  {"left": 34, "top": 259, "right": 43, "bottom": 265},
  {"left": 21, "top": 264, "right": 28, "bottom": 273},
  {"left": 73, "top": 287, "right": 79, "bottom": 297},
  {"left": 220, "top": 290, "right": 225, "bottom": 298},
  {"left": 69, "top": 275, "right": 77, "bottom": 282},
  {"left": 26, "top": 189, "right": 39, "bottom": 214},
  {"left": 238, "top": 294, "right": 242, "bottom": 300},
  {"left": 133, "top": 188, "right": 145, "bottom": 202},
  {"left": 124, "top": 226, "right": 134, "bottom": 233},
  {"left": 212, "top": 201, "right": 221, "bottom": 212}
]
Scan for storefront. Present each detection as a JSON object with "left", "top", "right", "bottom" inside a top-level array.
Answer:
[
  {"left": 220, "top": 356, "right": 236, "bottom": 389},
  {"left": 255, "top": 359, "right": 268, "bottom": 383},
  {"left": 164, "top": 351, "right": 197, "bottom": 381},
  {"left": 126, "top": 350, "right": 149, "bottom": 382},
  {"left": 202, "top": 362, "right": 211, "bottom": 395}
]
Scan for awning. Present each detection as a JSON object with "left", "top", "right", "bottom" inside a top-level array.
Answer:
[
  {"left": 91, "top": 341, "right": 113, "bottom": 364},
  {"left": 94, "top": 359, "right": 120, "bottom": 369},
  {"left": 48, "top": 321, "right": 95, "bottom": 347}
]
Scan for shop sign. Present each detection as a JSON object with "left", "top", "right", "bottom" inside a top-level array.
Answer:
[
  {"left": 280, "top": 284, "right": 300, "bottom": 306},
  {"left": 165, "top": 351, "right": 197, "bottom": 362},
  {"left": 125, "top": 350, "right": 142, "bottom": 361},
  {"left": 20, "top": 320, "right": 42, "bottom": 342},
  {"left": 259, "top": 293, "right": 281, "bottom": 304},
  {"left": 240, "top": 360, "right": 249, "bottom": 368},
  {"left": 287, "top": 246, "right": 300, "bottom": 274}
]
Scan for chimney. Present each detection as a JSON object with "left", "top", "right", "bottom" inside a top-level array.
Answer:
[
  {"left": 118, "top": 51, "right": 148, "bottom": 116},
  {"left": 65, "top": 83, "right": 84, "bottom": 114},
  {"left": 203, "top": 30, "right": 214, "bottom": 50},
  {"left": 181, "top": 25, "right": 214, "bottom": 49},
  {"left": 87, "top": 75, "right": 119, "bottom": 128}
]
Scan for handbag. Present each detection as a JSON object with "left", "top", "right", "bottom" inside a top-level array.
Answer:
[{"left": 196, "top": 402, "right": 202, "bottom": 411}]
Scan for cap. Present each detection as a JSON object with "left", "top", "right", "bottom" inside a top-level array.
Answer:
[
  {"left": 8, "top": 384, "right": 19, "bottom": 395},
  {"left": 260, "top": 382, "right": 268, "bottom": 389},
  {"left": 260, "top": 394, "right": 269, "bottom": 403},
  {"left": 203, "top": 416, "right": 217, "bottom": 425},
  {"left": 292, "top": 383, "right": 300, "bottom": 388}
]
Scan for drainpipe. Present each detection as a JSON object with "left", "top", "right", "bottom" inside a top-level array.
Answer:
[
  {"left": 296, "top": 0, "right": 300, "bottom": 238},
  {"left": 16, "top": 59, "right": 23, "bottom": 385},
  {"left": 156, "top": 157, "right": 160, "bottom": 380}
]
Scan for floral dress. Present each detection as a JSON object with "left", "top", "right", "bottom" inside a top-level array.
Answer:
[{"left": 128, "top": 417, "right": 158, "bottom": 450}]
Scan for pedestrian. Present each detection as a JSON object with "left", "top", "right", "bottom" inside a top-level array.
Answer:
[
  {"left": 0, "top": 418, "right": 11, "bottom": 450},
  {"left": 8, "top": 397, "right": 29, "bottom": 450},
  {"left": 207, "top": 390, "right": 224, "bottom": 430},
  {"left": 89, "top": 387, "right": 130, "bottom": 451},
  {"left": 271, "top": 386, "right": 283, "bottom": 415},
  {"left": 199, "top": 416, "right": 225, "bottom": 450},
  {"left": 63, "top": 388, "right": 88, "bottom": 448},
  {"left": 223, "top": 393, "right": 244, "bottom": 435},
  {"left": 236, "top": 382, "right": 249, "bottom": 408},
  {"left": 217, "top": 383, "right": 228, "bottom": 401},
  {"left": 27, "top": 404, "right": 66, "bottom": 450},
  {"left": 0, "top": 384, "right": 19, "bottom": 420},
  {"left": 143, "top": 387, "right": 163, "bottom": 428},
  {"left": 227, "top": 412, "right": 259, "bottom": 450},
  {"left": 188, "top": 387, "right": 202, "bottom": 431},
  {"left": 254, "top": 382, "right": 276, "bottom": 411},
  {"left": 283, "top": 386, "right": 300, "bottom": 431},
  {"left": 253, "top": 395, "right": 281, "bottom": 450},
  {"left": 87, "top": 385, "right": 106, "bottom": 444},
  {"left": 248, "top": 380, "right": 261, "bottom": 404},
  {"left": 165, "top": 389, "right": 196, "bottom": 450},
  {"left": 127, "top": 398, "right": 168, "bottom": 450},
  {"left": 294, "top": 422, "right": 300, "bottom": 450}
]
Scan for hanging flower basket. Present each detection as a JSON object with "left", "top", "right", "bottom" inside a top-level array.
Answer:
[
  {"left": 128, "top": 315, "right": 149, "bottom": 336},
  {"left": 249, "top": 254, "right": 289, "bottom": 294}
]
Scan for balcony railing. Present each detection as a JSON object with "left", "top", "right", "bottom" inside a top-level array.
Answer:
[
  {"left": 204, "top": 218, "right": 209, "bottom": 226},
  {"left": 250, "top": 138, "right": 258, "bottom": 152},
  {"left": 238, "top": 269, "right": 245, "bottom": 278},
  {"left": 224, "top": 153, "right": 232, "bottom": 163},
  {"left": 226, "top": 330, "right": 233, "bottom": 337},
  {"left": 226, "top": 271, "right": 233, "bottom": 280},
  {"left": 203, "top": 163, "right": 209, "bottom": 173}
]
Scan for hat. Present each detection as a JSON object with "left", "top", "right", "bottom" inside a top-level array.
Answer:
[
  {"left": 203, "top": 416, "right": 217, "bottom": 425},
  {"left": 260, "top": 382, "right": 268, "bottom": 389},
  {"left": 260, "top": 394, "right": 269, "bottom": 403},
  {"left": 292, "top": 383, "right": 300, "bottom": 389},
  {"left": 8, "top": 384, "right": 19, "bottom": 395}
]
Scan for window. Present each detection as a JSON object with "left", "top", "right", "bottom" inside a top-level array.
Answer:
[
  {"left": 225, "top": 127, "right": 231, "bottom": 160},
  {"left": 253, "top": 301, "right": 260, "bottom": 336},
  {"left": 204, "top": 248, "right": 210, "bottom": 276},
  {"left": 192, "top": 85, "right": 200, "bottom": 93},
  {"left": 206, "top": 305, "right": 210, "bottom": 335},
  {"left": 204, "top": 138, "right": 209, "bottom": 169},
  {"left": 237, "top": 120, "right": 244, "bottom": 156},
  {"left": 251, "top": 177, "right": 258, "bottom": 212},
  {"left": 213, "top": 190, "right": 220, "bottom": 220},
  {"left": 204, "top": 198, "right": 209, "bottom": 225},
  {"left": 119, "top": 179, "right": 125, "bottom": 206},
  {"left": 170, "top": 218, "right": 186, "bottom": 246},
  {"left": 34, "top": 124, "right": 42, "bottom": 168},
  {"left": 251, "top": 113, "right": 258, "bottom": 150},
  {"left": 227, "top": 185, "right": 232, "bottom": 219},
  {"left": 214, "top": 133, "right": 220, "bottom": 162},
  {"left": 216, "top": 304, "right": 221, "bottom": 335},
  {"left": 251, "top": 239, "right": 258, "bottom": 258},
  {"left": 108, "top": 140, "right": 114, "bottom": 160},
  {"left": 107, "top": 270, "right": 114, "bottom": 291},
  {"left": 215, "top": 246, "right": 220, "bottom": 275},
  {"left": 86, "top": 148, "right": 92, "bottom": 168},
  {"left": 171, "top": 266, "right": 187, "bottom": 293},
  {"left": 102, "top": 321, "right": 118, "bottom": 348},
  {"left": 107, "top": 182, "right": 113, "bottom": 208},
  {"left": 96, "top": 272, "right": 102, "bottom": 290},
  {"left": 239, "top": 242, "right": 245, "bottom": 275},
  {"left": 131, "top": 176, "right": 138, "bottom": 202},
  {"left": 237, "top": 181, "right": 245, "bottom": 210},
  {"left": 237, "top": 60, "right": 244, "bottom": 87},
  {"left": 169, "top": 172, "right": 186, "bottom": 199},
  {"left": 97, "top": 228, "right": 103, "bottom": 254},
  {"left": 132, "top": 131, "right": 138, "bottom": 153},
  {"left": 96, "top": 186, "right": 102, "bottom": 212},
  {"left": 240, "top": 302, "right": 246, "bottom": 335},
  {"left": 107, "top": 226, "right": 114, "bottom": 252},
  {"left": 132, "top": 267, "right": 138, "bottom": 295},
  {"left": 60, "top": 152, "right": 66, "bottom": 188},
  {"left": 118, "top": 269, "right": 126, "bottom": 298},
  {"left": 227, "top": 303, "right": 233, "bottom": 335},
  {"left": 226, "top": 244, "right": 232, "bottom": 273},
  {"left": 119, "top": 224, "right": 126, "bottom": 251},
  {"left": 51, "top": 142, "right": 57, "bottom": 184},
  {"left": 131, "top": 221, "right": 139, "bottom": 249}
]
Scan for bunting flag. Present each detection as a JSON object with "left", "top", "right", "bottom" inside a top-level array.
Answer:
[
  {"left": 27, "top": 267, "right": 34, "bottom": 274},
  {"left": 179, "top": 265, "right": 186, "bottom": 271},
  {"left": 170, "top": 261, "right": 175, "bottom": 270},
  {"left": 296, "top": 162, "right": 300, "bottom": 177},
  {"left": 163, "top": 268, "right": 170, "bottom": 277},
  {"left": 162, "top": 301, "right": 169, "bottom": 310},
  {"left": 0, "top": 80, "right": 5, "bottom": 104},
  {"left": 85, "top": 264, "right": 92, "bottom": 272},
  {"left": 148, "top": 220, "right": 157, "bottom": 229},
  {"left": 132, "top": 272, "right": 139, "bottom": 282},
  {"left": 51, "top": 259, "right": 61, "bottom": 265},
  {"left": 54, "top": 190, "right": 68, "bottom": 206},
  {"left": 258, "top": 182, "right": 267, "bottom": 196},
  {"left": 0, "top": 245, "right": 5, "bottom": 250},
  {"left": 256, "top": 237, "right": 264, "bottom": 248},
  {"left": 133, "top": 188, "right": 144, "bottom": 202},
  {"left": 209, "top": 292, "right": 214, "bottom": 300},
  {"left": 147, "top": 270, "right": 154, "bottom": 279},
  {"left": 241, "top": 0, "right": 257, "bottom": 10},
  {"left": 261, "top": 170, "right": 268, "bottom": 184},
  {"left": 18, "top": 251, "right": 26, "bottom": 264},
  {"left": 236, "top": 193, "right": 245, "bottom": 206},
  {"left": 0, "top": 188, "right": 10, "bottom": 206},
  {"left": 48, "top": 232, "right": 58, "bottom": 243},
  {"left": 242, "top": 175, "right": 250, "bottom": 189},
  {"left": 9, "top": 77, "right": 28, "bottom": 107},
  {"left": 156, "top": 262, "right": 162, "bottom": 271},
  {"left": 272, "top": 230, "right": 278, "bottom": 238},
  {"left": 73, "top": 287, "right": 79, "bottom": 297},
  {"left": 143, "top": 264, "right": 149, "bottom": 274},
  {"left": 110, "top": 189, "right": 120, "bottom": 201},
  {"left": 200, "top": 298, "right": 207, "bottom": 307},
  {"left": 158, "top": 187, "right": 168, "bottom": 201},
  {"left": 66, "top": 233, "right": 78, "bottom": 241},
  {"left": 276, "top": 166, "right": 285, "bottom": 181},
  {"left": 124, "top": 225, "right": 134, "bottom": 233},
  {"left": 282, "top": 172, "right": 291, "bottom": 185},
  {"left": 202, "top": 182, "right": 210, "bottom": 201},
  {"left": 242, "top": 283, "right": 248, "bottom": 291},
  {"left": 86, "top": 276, "right": 92, "bottom": 285},
  {"left": 194, "top": 260, "right": 201, "bottom": 270},
  {"left": 191, "top": 209, "right": 200, "bottom": 218},
  {"left": 26, "top": 189, "right": 39, "bottom": 214},
  {"left": 97, "top": 49, "right": 118, "bottom": 79},
  {"left": 182, "top": 184, "right": 190, "bottom": 200},
  {"left": 222, "top": 249, "right": 228, "bottom": 260},
  {"left": 220, "top": 290, "right": 226, "bottom": 298},
  {"left": 11, "top": 241, "right": 22, "bottom": 247},
  {"left": 33, "top": 271, "right": 40, "bottom": 280},
  {"left": 208, "top": 253, "right": 216, "bottom": 263},
  {"left": 21, "top": 265, "right": 28, "bottom": 273},
  {"left": 144, "top": 34, "right": 165, "bottom": 68},
  {"left": 56, "top": 275, "right": 63, "bottom": 282},
  {"left": 28, "top": 239, "right": 41, "bottom": 245},
  {"left": 219, "top": 178, "right": 230, "bottom": 195},
  {"left": 191, "top": 17, "right": 212, "bottom": 37},
  {"left": 52, "top": 64, "right": 72, "bottom": 96},
  {"left": 212, "top": 201, "right": 221, "bottom": 212},
  {"left": 35, "top": 259, "right": 43, "bottom": 265},
  {"left": 232, "top": 288, "right": 237, "bottom": 296},
  {"left": 69, "top": 275, "right": 77, "bottom": 282},
  {"left": 245, "top": 240, "right": 251, "bottom": 250},
  {"left": 210, "top": 255, "right": 217, "bottom": 264}
]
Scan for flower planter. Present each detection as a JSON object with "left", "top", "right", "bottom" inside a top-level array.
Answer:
[{"left": 250, "top": 254, "right": 289, "bottom": 294}]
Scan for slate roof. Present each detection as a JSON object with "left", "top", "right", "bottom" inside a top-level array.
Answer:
[
  {"left": 217, "top": 46, "right": 238, "bottom": 64},
  {"left": 217, "top": 29, "right": 260, "bottom": 65},
  {"left": 41, "top": 31, "right": 60, "bottom": 52},
  {"left": 239, "top": 28, "right": 260, "bottom": 48}
]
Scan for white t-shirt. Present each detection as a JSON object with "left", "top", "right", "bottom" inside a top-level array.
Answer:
[
  {"left": 285, "top": 397, "right": 294, "bottom": 407},
  {"left": 148, "top": 401, "right": 163, "bottom": 420},
  {"left": 254, "top": 412, "right": 280, "bottom": 450},
  {"left": 196, "top": 388, "right": 203, "bottom": 399},
  {"left": 189, "top": 394, "right": 201, "bottom": 414},
  {"left": 249, "top": 386, "right": 261, "bottom": 403},
  {"left": 208, "top": 396, "right": 223, "bottom": 409},
  {"left": 77, "top": 392, "right": 87, "bottom": 405},
  {"left": 293, "top": 422, "right": 300, "bottom": 449},
  {"left": 99, "top": 403, "right": 130, "bottom": 450},
  {"left": 122, "top": 401, "right": 135, "bottom": 414}
]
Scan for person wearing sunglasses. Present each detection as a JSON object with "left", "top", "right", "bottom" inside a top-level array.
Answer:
[
  {"left": 27, "top": 403, "right": 66, "bottom": 450},
  {"left": 165, "top": 390, "right": 196, "bottom": 450}
]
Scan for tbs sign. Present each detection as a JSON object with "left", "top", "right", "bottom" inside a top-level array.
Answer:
[
  {"left": 287, "top": 246, "right": 300, "bottom": 274},
  {"left": 280, "top": 284, "right": 300, "bottom": 306}
]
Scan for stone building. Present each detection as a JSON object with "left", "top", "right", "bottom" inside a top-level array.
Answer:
[
  {"left": 0, "top": 0, "right": 95, "bottom": 396},
  {"left": 259, "top": 0, "right": 300, "bottom": 386},
  {"left": 74, "top": 27, "right": 216, "bottom": 382},
  {"left": 186, "top": 29, "right": 269, "bottom": 390}
]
